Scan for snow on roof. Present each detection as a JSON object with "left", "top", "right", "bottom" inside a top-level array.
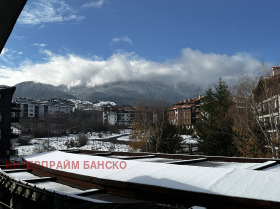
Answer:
[
  {"left": 24, "top": 151, "right": 280, "bottom": 202},
  {"left": 93, "top": 101, "right": 116, "bottom": 107},
  {"left": 68, "top": 99, "right": 93, "bottom": 105}
]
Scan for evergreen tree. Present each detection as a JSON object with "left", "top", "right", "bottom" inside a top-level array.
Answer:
[
  {"left": 150, "top": 111, "right": 183, "bottom": 154},
  {"left": 196, "top": 78, "right": 237, "bottom": 156}
]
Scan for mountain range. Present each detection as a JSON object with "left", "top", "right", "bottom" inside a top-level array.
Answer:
[{"left": 14, "top": 81, "right": 203, "bottom": 105}]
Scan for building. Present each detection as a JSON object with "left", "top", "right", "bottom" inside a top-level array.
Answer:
[
  {"left": 68, "top": 99, "right": 94, "bottom": 111},
  {"left": 252, "top": 67, "right": 280, "bottom": 132},
  {"left": 13, "top": 98, "right": 73, "bottom": 118},
  {"left": 0, "top": 86, "right": 19, "bottom": 162},
  {"left": 167, "top": 96, "right": 203, "bottom": 129},
  {"left": 0, "top": 0, "right": 27, "bottom": 162},
  {"left": 103, "top": 105, "right": 135, "bottom": 126}
]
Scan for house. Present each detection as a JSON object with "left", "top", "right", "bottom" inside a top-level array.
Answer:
[
  {"left": 0, "top": 86, "right": 19, "bottom": 162},
  {"left": 167, "top": 95, "right": 203, "bottom": 129}
]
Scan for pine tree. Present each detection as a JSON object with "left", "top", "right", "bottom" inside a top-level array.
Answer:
[
  {"left": 150, "top": 111, "right": 183, "bottom": 154},
  {"left": 196, "top": 78, "right": 237, "bottom": 156}
]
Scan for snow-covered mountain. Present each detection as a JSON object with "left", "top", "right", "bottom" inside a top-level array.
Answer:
[
  {"left": 14, "top": 81, "right": 76, "bottom": 100},
  {"left": 14, "top": 81, "right": 203, "bottom": 105}
]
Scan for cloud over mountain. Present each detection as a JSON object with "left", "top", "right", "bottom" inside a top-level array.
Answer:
[{"left": 0, "top": 48, "right": 259, "bottom": 88}]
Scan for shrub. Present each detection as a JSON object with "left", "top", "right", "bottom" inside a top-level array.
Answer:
[
  {"left": 77, "top": 134, "right": 88, "bottom": 147},
  {"left": 18, "top": 136, "right": 31, "bottom": 145},
  {"left": 65, "top": 139, "right": 76, "bottom": 148}
]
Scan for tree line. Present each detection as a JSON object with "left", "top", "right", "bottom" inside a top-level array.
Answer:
[
  {"left": 130, "top": 62, "right": 280, "bottom": 158},
  {"left": 18, "top": 110, "right": 119, "bottom": 139},
  {"left": 197, "top": 63, "right": 280, "bottom": 158}
]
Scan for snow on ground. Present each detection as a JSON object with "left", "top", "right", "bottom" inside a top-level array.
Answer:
[
  {"left": 25, "top": 150, "right": 280, "bottom": 202},
  {"left": 11, "top": 126, "right": 21, "bottom": 135},
  {"left": 88, "top": 129, "right": 131, "bottom": 140},
  {"left": 117, "top": 135, "right": 130, "bottom": 141},
  {"left": 16, "top": 144, "right": 45, "bottom": 156},
  {"left": 15, "top": 130, "right": 133, "bottom": 156},
  {"left": 15, "top": 131, "right": 193, "bottom": 156},
  {"left": 181, "top": 135, "right": 199, "bottom": 144}
]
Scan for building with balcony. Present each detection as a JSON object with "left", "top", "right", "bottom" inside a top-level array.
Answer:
[
  {"left": 13, "top": 98, "right": 73, "bottom": 118},
  {"left": 167, "top": 96, "right": 203, "bottom": 129},
  {"left": 0, "top": 86, "right": 18, "bottom": 162},
  {"left": 252, "top": 67, "right": 280, "bottom": 132},
  {"left": 103, "top": 105, "right": 135, "bottom": 126}
]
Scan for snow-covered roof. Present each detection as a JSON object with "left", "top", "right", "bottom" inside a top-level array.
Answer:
[
  {"left": 24, "top": 150, "right": 280, "bottom": 202},
  {"left": 93, "top": 101, "right": 116, "bottom": 107},
  {"left": 68, "top": 99, "right": 93, "bottom": 105}
]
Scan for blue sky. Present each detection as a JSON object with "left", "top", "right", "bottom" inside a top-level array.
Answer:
[{"left": 0, "top": 0, "right": 279, "bottom": 87}]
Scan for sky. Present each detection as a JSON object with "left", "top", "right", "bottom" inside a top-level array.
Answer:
[{"left": 0, "top": 0, "right": 280, "bottom": 88}]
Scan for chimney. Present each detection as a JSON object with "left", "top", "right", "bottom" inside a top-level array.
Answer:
[{"left": 272, "top": 67, "right": 280, "bottom": 76}]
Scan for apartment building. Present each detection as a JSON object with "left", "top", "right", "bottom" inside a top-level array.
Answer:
[
  {"left": 103, "top": 105, "right": 135, "bottom": 126},
  {"left": 0, "top": 86, "right": 19, "bottom": 162},
  {"left": 14, "top": 98, "right": 73, "bottom": 118},
  {"left": 252, "top": 67, "right": 280, "bottom": 131},
  {"left": 167, "top": 96, "right": 203, "bottom": 129}
]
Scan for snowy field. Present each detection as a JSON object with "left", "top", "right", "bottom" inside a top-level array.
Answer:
[
  {"left": 14, "top": 130, "right": 196, "bottom": 157},
  {"left": 14, "top": 130, "right": 133, "bottom": 156}
]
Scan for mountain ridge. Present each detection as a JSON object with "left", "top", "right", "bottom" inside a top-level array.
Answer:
[{"left": 14, "top": 81, "right": 203, "bottom": 105}]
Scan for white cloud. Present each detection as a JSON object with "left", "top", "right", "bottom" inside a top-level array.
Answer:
[
  {"left": 18, "top": 0, "right": 84, "bottom": 25},
  {"left": 0, "top": 48, "right": 259, "bottom": 88},
  {"left": 82, "top": 0, "right": 106, "bottom": 9},
  {"left": 0, "top": 48, "right": 23, "bottom": 64},
  {"left": 32, "top": 43, "right": 47, "bottom": 48},
  {"left": 112, "top": 36, "right": 133, "bottom": 45}
]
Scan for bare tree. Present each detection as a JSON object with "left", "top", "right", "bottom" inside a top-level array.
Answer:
[
  {"left": 130, "top": 100, "right": 153, "bottom": 152},
  {"left": 150, "top": 100, "right": 166, "bottom": 152},
  {"left": 233, "top": 62, "right": 280, "bottom": 158}
]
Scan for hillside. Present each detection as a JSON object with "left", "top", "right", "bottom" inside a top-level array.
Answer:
[{"left": 14, "top": 81, "right": 203, "bottom": 105}]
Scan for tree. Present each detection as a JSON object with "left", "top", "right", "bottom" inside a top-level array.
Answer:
[
  {"left": 130, "top": 100, "right": 183, "bottom": 153},
  {"left": 232, "top": 62, "right": 280, "bottom": 158},
  {"left": 77, "top": 134, "right": 88, "bottom": 147},
  {"left": 130, "top": 101, "right": 153, "bottom": 152},
  {"left": 150, "top": 111, "right": 183, "bottom": 154},
  {"left": 196, "top": 78, "right": 237, "bottom": 156}
]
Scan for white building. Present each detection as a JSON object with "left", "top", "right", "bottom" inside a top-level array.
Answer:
[{"left": 103, "top": 105, "right": 134, "bottom": 126}]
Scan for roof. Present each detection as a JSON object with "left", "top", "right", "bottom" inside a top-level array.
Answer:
[
  {"left": 0, "top": 0, "right": 27, "bottom": 53},
  {"left": 24, "top": 150, "right": 280, "bottom": 203},
  {"left": 167, "top": 104, "right": 193, "bottom": 111}
]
